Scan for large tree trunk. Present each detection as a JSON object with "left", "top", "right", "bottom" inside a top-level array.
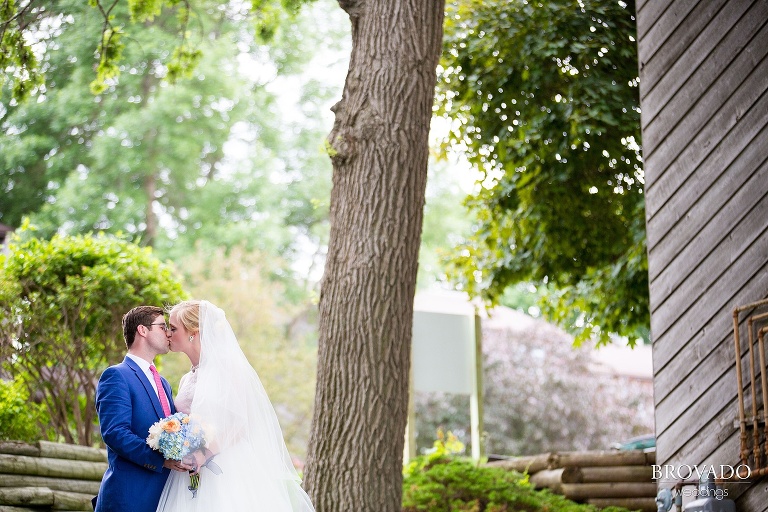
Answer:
[{"left": 304, "top": 1, "right": 445, "bottom": 510}]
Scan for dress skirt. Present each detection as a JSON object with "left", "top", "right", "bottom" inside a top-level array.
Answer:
[{"left": 155, "top": 441, "right": 312, "bottom": 511}]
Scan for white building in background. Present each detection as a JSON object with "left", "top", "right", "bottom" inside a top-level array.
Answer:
[
  {"left": 411, "top": 289, "right": 655, "bottom": 456},
  {"left": 415, "top": 289, "right": 654, "bottom": 382},
  {"left": 589, "top": 338, "right": 653, "bottom": 381}
]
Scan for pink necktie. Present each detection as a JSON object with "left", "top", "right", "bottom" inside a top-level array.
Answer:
[{"left": 149, "top": 365, "right": 172, "bottom": 417}]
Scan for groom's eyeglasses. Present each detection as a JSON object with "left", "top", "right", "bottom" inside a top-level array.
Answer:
[{"left": 147, "top": 322, "right": 169, "bottom": 332}]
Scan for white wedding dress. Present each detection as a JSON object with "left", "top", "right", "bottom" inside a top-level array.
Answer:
[{"left": 155, "top": 301, "right": 315, "bottom": 512}]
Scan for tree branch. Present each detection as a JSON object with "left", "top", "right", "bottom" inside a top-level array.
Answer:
[{"left": 337, "top": 0, "right": 364, "bottom": 18}]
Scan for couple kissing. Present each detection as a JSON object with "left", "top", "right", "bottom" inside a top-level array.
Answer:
[{"left": 93, "top": 300, "right": 315, "bottom": 511}]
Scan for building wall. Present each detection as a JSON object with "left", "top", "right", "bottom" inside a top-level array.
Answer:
[{"left": 638, "top": 0, "right": 768, "bottom": 508}]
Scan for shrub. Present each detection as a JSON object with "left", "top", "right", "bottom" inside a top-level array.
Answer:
[
  {"left": 403, "top": 452, "right": 632, "bottom": 512},
  {"left": 0, "top": 376, "right": 52, "bottom": 442},
  {"left": 0, "top": 226, "right": 186, "bottom": 445}
]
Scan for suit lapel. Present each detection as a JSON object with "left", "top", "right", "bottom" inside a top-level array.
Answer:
[{"left": 123, "top": 356, "right": 166, "bottom": 419}]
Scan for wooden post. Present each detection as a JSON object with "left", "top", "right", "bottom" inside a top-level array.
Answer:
[
  {"left": 0, "top": 486, "right": 54, "bottom": 507},
  {"left": 403, "top": 350, "right": 417, "bottom": 464},
  {"left": 485, "top": 453, "right": 551, "bottom": 474},
  {"left": 0, "top": 474, "right": 101, "bottom": 494},
  {"left": 469, "top": 310, "right": 484, "bottom": 461},
  {"left": 747, "top": 315, "right": 761, "bottom": 468},
  {"left": 562, "top": 465, "right": 654, "bottom": 483},
  {"left": 0, "top": 454, "right": 106, "bottom": 480},
  {"left": 759, "top": 326, "right": 768, "bottom": 463},
  {"left": 37, "top": 441, "right": 106, "bottom": 463},
  {"left": 587, "top": 497, "right": 657, "bottom": 512},
  {"left": 560, "top": 482, "right": 658, "bottom": 500},
  {"left": 550, "top": 450, "right": 654, "bottom": 468},
  {"left": 733, "top": 308, "right": 749, "bottom": 466},
  {"left": 0, "top": 442, "right": 40, "bottom": 457},
  {"left": 529, "top": 468, "right": 564, "bottom": 492}
]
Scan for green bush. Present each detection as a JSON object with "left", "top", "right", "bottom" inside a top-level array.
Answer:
[
  {"left": 403, "top": 453, "right": 633, "bottom": 512},
  {"left": 0, "top": 225, "right": 187, "bottom": 445},
  {"left": 0, "top": 376, "right": 52, "bottom": 442}
]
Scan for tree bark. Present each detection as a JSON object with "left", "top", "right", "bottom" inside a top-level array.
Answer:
[{"left": 303, "top": 1, "right": 445, "bottom": 510}]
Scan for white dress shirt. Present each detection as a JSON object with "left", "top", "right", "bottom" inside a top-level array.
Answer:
[{"left": 126, "top": 353, "right": 160, "bottom": 396}]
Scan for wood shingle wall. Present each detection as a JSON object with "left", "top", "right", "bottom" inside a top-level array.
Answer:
[{"left": 638, "top": 0, "right": 768, "bottom": 509}]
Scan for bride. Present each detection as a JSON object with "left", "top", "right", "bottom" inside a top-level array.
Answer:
[{"left": 155, "top": 300, "right": 315, "bottom": 511}]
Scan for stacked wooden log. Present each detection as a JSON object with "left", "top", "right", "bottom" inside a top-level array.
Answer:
[
  {"left": 0, "top": 441, "right": 106, "bottom": 512},
  {"left": 487, "top": 449, "right": 657, "bottom": 512},
  {"left": 0, "top": 441, "right": 658, "bottom": 511}
]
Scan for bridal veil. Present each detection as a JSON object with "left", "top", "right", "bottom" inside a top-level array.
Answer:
[{"left": 156, "top": 300, "right": 315, "bottom": 511}]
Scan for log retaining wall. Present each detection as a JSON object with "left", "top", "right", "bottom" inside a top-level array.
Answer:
[
  {"left": 0, "top": 441, "right": 657, "bottom": 511},
  {"left": 487, "top": 449, "right": 657, "bottom": 512},
  {"left": 0, "top": 441, "right": 105, "bottom": 512}
]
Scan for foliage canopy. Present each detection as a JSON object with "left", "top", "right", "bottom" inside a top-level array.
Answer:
[
  {"left": 437, "top": 0, "right": 647, "bottom": 344},
  {"left": 0, "top": 0, "right": 339, "bottom": 281},
  {"left": 0, "top": 226, "right": 186, "bottom": 444},
  {"left": 0, "top": 0, "right": 307, "bottom": 100}
]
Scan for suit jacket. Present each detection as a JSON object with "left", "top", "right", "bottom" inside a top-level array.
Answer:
[{"left": 94, "top": 356, "right": 176, "bottom": 512}]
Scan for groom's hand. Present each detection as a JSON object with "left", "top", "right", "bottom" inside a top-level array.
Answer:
[{"left": 163, "top": 459, "right": 193, "bottom": 472}]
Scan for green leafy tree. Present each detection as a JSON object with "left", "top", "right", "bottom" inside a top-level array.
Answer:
[
  {"left": 3, "top": 1, "right": 447, "bottom": 508},
  {"left": 1, "top": 0, "right": 341, "bottom": 284},
  {"left": 1, "top": 0, "right": 251, "bottom": 247},
  {"left": 437, "top": 0, "right": 646, "bottom": 344},
  {"left": 1, "top": 0, "right": 256, "bottom": 100},
  {"left": 0, "top": 0, "right": 45, "bottom": 100},
  {"left": 0, "top": 225, "right": 186, "bottom": 445}
]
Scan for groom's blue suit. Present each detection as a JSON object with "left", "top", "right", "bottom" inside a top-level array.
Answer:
[{"left": 94, "top": 357, "right": 176, "bottom": 512}]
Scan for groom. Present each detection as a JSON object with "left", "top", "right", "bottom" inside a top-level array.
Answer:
[{"left": 94, "top": 306, "right": 189, "bottom": 512}]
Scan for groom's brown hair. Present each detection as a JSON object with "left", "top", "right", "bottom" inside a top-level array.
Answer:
[{"left": 122, "top": 306, "right": 164, "bottom": 348}]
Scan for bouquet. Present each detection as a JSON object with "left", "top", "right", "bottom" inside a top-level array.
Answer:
[{"left": 146, "top": 412, "right": 208, "bottom": 497}]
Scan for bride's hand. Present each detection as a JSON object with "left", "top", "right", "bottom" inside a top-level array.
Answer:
[{"left": 183, "top": 451, "right": 208, "bottom": 474}]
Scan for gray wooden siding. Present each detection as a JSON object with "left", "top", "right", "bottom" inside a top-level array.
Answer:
[{"left": 638, "top": 0, "right": 768, "bottom": 509}]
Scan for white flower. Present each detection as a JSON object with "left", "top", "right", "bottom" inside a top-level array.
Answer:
[{"left": 146, "top": 421, "right": 163, "bottom": 449}]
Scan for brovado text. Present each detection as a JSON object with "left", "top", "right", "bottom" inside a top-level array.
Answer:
[{"left": 652, "top": 464, "right": 751, "bottom": 481}]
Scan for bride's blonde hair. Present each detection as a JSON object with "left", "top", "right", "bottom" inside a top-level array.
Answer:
[{"left": 169, "top": 300, "right": 201, "bottom": 333}]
